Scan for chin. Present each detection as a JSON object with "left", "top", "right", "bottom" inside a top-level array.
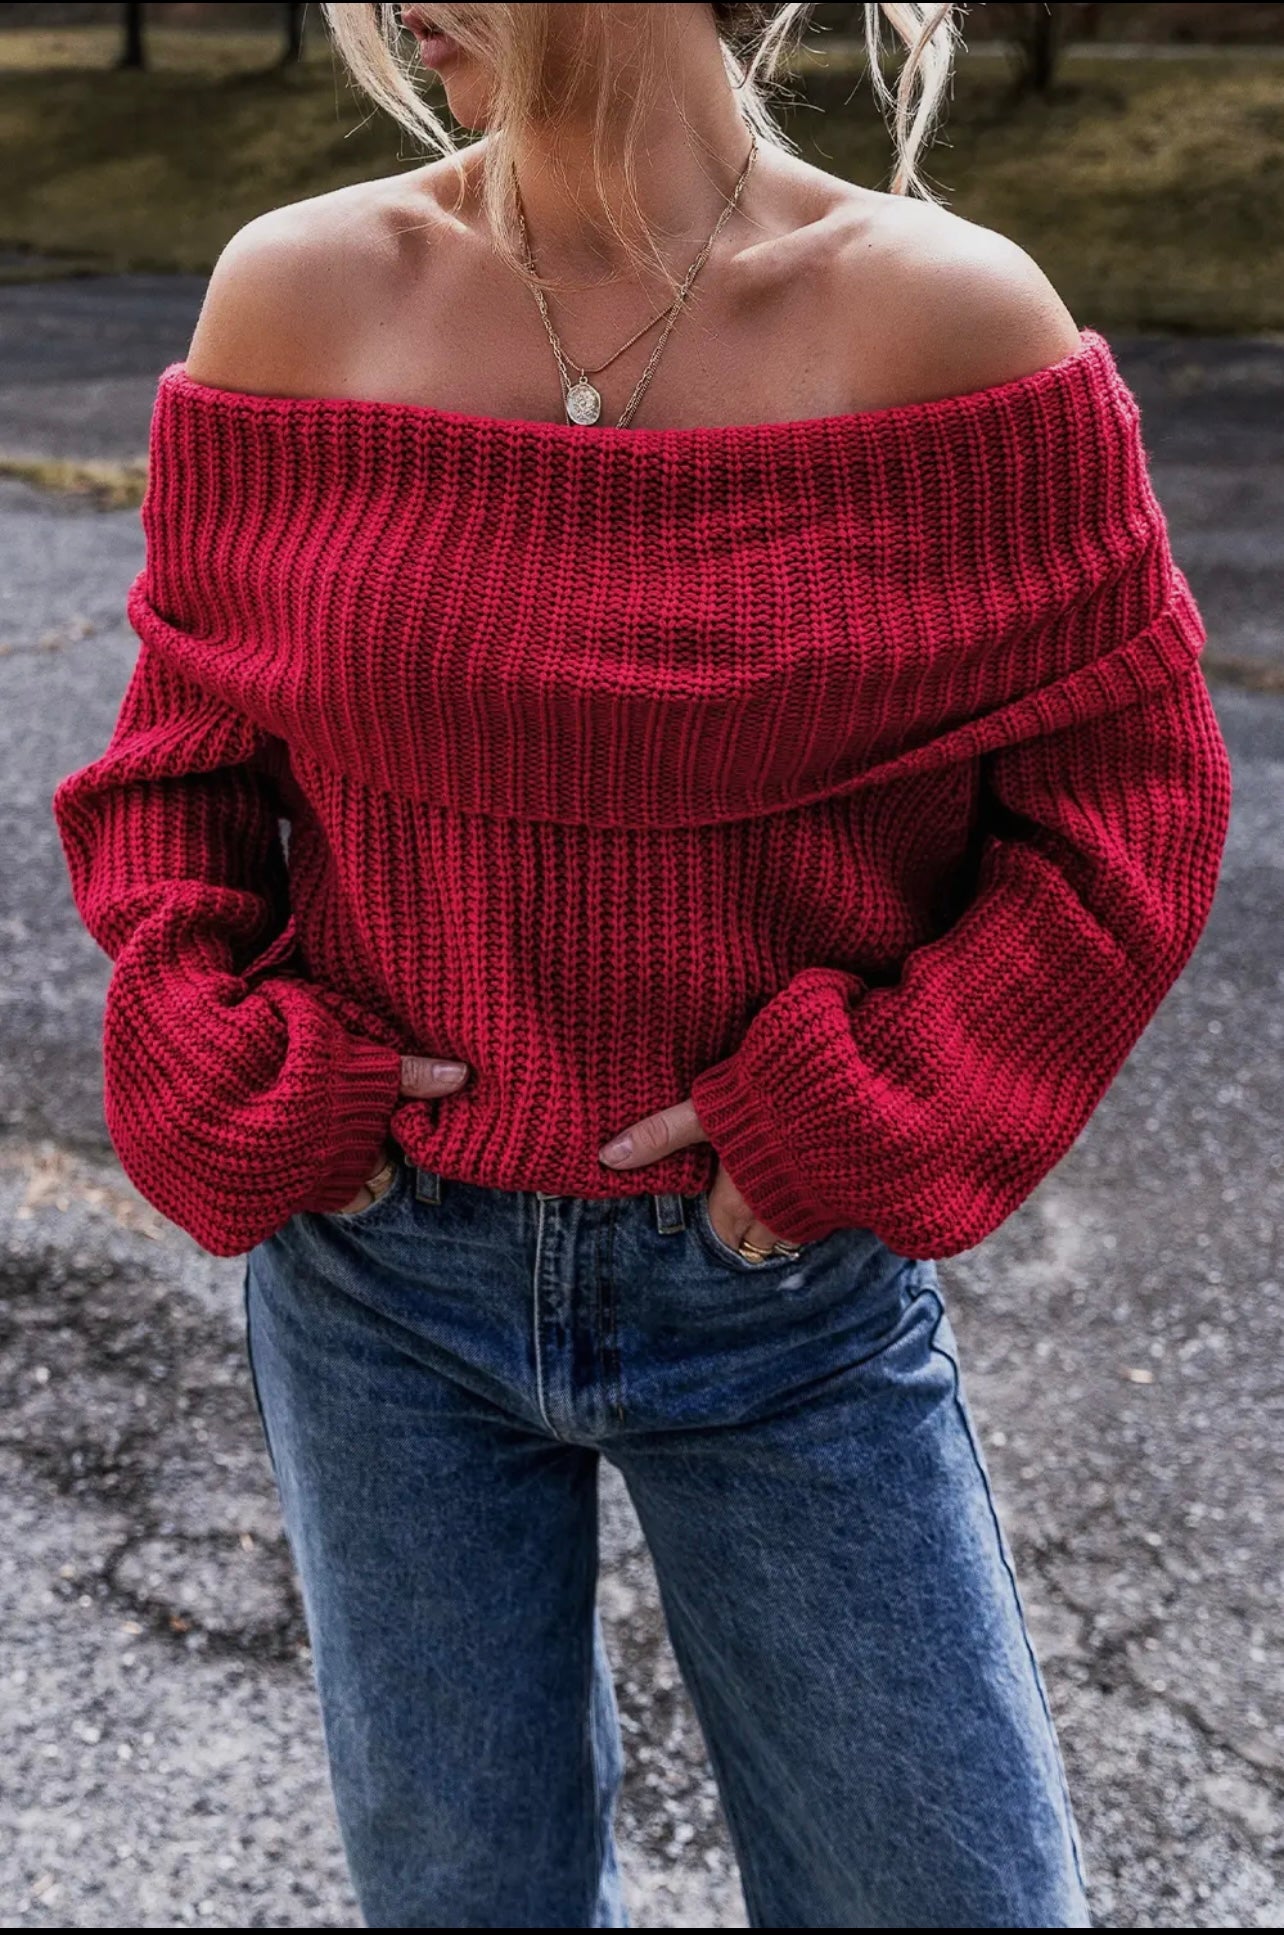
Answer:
[
  {"left": 434, "top": 74, "right": 492, "bottom": 133},
  {"left": 443, "top": 94, "right": 491, "bottom": 132}
]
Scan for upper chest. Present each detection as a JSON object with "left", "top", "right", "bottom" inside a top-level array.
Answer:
[{"left": 300, "top": 176, "right": 911, "bottom": 433}]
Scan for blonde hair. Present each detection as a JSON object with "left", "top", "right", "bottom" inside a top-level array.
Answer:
[{"left": 320, "top": 3, "right": 959, "bottom": 296}]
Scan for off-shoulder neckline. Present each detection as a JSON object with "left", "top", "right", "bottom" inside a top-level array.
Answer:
[{"left": 159, "top": 326, "right": 1110, "bottom": 452}]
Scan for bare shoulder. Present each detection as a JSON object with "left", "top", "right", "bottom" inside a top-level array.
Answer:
[
  {"left": 831, "top": 189, "right": 1083, "bottom": 409},
  {"left": 182, "top": 171, "right": 446, "bottom": 397}
]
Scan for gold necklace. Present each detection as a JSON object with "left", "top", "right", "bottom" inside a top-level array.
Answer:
[{"left": 513, "top": 131, "right": 759, "bottom": 429}]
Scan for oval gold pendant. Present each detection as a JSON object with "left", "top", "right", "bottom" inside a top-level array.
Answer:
[{"left": 566, "top": 380, "right": 602, "bottom": 426}]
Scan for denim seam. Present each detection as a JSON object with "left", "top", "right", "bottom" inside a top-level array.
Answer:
[
  {"left": 924, "top": 1285, "right": 1090, "bottom": 1904},
  {"left": 585, "top": 1607, "right": 608, "bottom": 1924},
  {"left": 531, "top": 1195, "right": 559, "bottom": 1439},
  {"left": 591, "top": 1207, "right": 607, "bottom": 1426},
  {"left": 601, "top": 1202, "right": 624, "bottom": 1426},
  {"left": 241, "top": 1259, "right": 281, "bottom": 1489}
]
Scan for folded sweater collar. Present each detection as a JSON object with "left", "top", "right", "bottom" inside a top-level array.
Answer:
[{"left": 129, "top": 327, "right": 1206, "bottom": 828}]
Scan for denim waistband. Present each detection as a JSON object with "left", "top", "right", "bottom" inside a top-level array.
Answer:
[{"left": 410, "top": 1161, "right": 689, "bottom": 1236}]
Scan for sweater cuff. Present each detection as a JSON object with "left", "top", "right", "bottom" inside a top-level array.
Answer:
[
  {"left": 690, "top": 1050, "right": 849, "bottom": 1248},
  {"left": 298, "top": 1031, "right": 404, "bottom": 1213}
]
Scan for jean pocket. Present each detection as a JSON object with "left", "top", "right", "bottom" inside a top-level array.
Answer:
[
  {"left": 692, "top": 1188, "right": 817, "bottom": 1273},
  {"left": 317, "top": 1151, "right": 410, "bottom": 1225}
]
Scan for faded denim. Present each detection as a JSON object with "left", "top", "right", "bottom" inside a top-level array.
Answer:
[{"left": 243, "top": 1154, "right": 1090, "bottom": 1929}]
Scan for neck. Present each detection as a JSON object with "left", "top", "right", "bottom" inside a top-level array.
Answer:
[{"left": 505, "top": 10, "right": 755, "bottom": 284}]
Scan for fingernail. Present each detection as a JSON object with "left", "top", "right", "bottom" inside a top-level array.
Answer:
[
  {"left": 432, "top": 1062, "right": 468, "bottom": 1085},
  {"left": 600, "top": 1135, "right": 633, "bottom": 1163}
]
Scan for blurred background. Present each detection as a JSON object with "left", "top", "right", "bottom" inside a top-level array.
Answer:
[
  {"left": 0, "top": 3, "right": 1280, "bottom": 1927},
  {"left": 0, "top": 0, "right": 1281, "bottom": 326}
]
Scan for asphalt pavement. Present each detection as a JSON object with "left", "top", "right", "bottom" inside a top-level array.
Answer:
[{"left": 1, "top": 278, "right": 1280, "bottom": 1928}]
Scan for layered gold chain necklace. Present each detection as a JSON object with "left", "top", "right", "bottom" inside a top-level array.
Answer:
[{"left": 512, "top": 130, "right": 759, "bottom": 429}]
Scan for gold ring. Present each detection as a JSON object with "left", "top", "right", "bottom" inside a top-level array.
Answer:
[
  {"left": 367, "top": 1155, "right": 397, "bottom": 1198},
  {"left": 737, "top": 1234, "right": 803, "bottom": 1261}
]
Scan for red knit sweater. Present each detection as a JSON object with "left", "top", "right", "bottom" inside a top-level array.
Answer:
[{"left": 51, "top": 327, "right": 1232, "bottom": 1260}]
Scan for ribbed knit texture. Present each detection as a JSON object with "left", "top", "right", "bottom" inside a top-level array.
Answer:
[{"left": 51, "top": 327, "right": 1232, "bottom": 1259}]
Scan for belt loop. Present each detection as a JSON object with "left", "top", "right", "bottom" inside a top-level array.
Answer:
[
  {"left": 414, "top": 1166, "right": 442, "bottom": 1205},
  {"left": 652, "top": 1191, "right": 687, "bottom": 1235}
]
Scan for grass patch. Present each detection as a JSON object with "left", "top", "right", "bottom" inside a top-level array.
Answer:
[
  {"left": 798, "top": 45, "right": 1284, "bottom": 333},
  {"left": 0, "top": 27, "right": 392, "bottom": 275},
  {"left": 0, "top": 454, "right": 148, "bottom": 509},
  {"left": 0, "top": 27, "right": 1280, "bottom": 330},
  {"left": 1199, "top": 653, "right": 1284, "bottom": 694}
]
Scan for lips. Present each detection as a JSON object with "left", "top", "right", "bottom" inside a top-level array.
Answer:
[{"left": 418, "top": 29, "right": 457, "bottom": 67}]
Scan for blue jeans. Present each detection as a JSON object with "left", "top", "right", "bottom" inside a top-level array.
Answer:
[{"left": 243, "top": 1155, "right": 1090, "bottom": 1929}]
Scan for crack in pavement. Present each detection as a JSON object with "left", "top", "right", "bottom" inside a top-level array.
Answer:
[
  {"left": 2, "top": 1129, "right": 1280, "bottom": 1926},
  {"left": 1031, "top": 1558, "right": 1284, "bottom": 1803},
  {"left": 0, "top": 1142, "right": 749, "bottom": 1925}
]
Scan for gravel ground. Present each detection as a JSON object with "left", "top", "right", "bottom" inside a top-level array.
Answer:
[{"left": 0, "top": 286, "right": 1280, "bottom": 1927}]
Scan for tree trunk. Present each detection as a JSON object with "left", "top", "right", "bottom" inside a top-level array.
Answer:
[
  {"left": 118, "top": 1, "right": 146, "bottom": 72},
  {"left": 1028, "top": 4, "right": 1063, "bottom": 94},
  {"left": 281, "top": 3, "right": 307, "bottom": 66}
]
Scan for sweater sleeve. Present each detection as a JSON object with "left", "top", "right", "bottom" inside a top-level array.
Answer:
[
  {"left": 51, "top": 636, "right": 404, "bottom": 1257},
  {"left": 689, "top": 650, "right": 1233, "bottom": 1258}
]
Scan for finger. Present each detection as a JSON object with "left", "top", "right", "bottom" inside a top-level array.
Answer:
[
  {"left": 709, "top": 1166, "right": 793, "bottom": 1255},
  {"left": 706, "top": 1166, "right": 750, "bottom": 1250},
  {"left": 746, "top": 1220, "right": 790, "bottom": 1252},
  {"left": 399, "top": 1054, "right": 471, "bottom": 1097},
  {"left": 599, "top": 1096, "right": 706, "bottom": 1167},
  {"left": 367, "top": 1140, "right": 398, "bottom": 1183},
  {"left": 341, "top": 1144, "right": 398, "bottom": 1213}
]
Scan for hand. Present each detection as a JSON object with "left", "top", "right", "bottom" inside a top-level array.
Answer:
[
  {"left": 598, "top": 1097, "right": 795, "bottom": 1257},
  {"left": 336, "top": 1053, "right": 470, "bottom": 1213}
]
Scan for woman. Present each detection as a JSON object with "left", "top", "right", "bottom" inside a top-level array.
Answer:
[{"left": 52, "top": 2, "right": 1232, "bottom": 1926}]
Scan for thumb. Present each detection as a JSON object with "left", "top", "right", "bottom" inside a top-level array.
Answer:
[{"left": 399, "top": 1054, "right": 471, "bottom": 1097}]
